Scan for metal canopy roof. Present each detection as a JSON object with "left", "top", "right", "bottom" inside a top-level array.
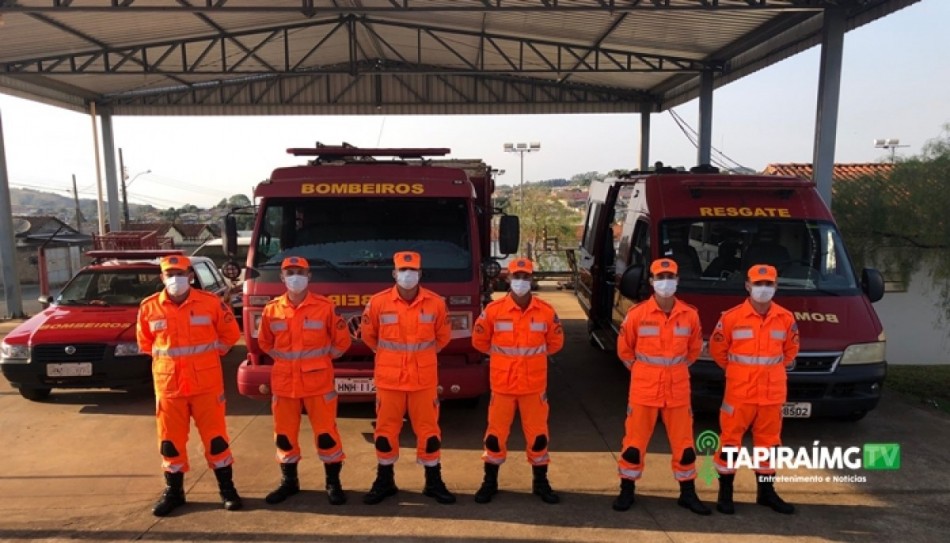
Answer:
[{"left": 0, "top": 0, "right": 918, "bottom": 116}]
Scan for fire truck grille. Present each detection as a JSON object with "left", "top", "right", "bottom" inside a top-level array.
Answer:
[
  {"left": 789, "top": 354, "right": 839, "bottom": 373},
  {"left": 32, "top": 344, "right": 108, "bottom": 363}
]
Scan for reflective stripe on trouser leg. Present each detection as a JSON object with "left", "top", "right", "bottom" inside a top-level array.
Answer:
[
  {"left": 156, "top": 395, "right": 192, "bottom": 473},
  {"left": 618, "top": 403, "right": 659, "bottom": 480},
  {"left": 272, "top": 395, "right": 304, "bottom": 464},
  {"left": 374, "top": 388, "right": 408, "bottom": 465},
  {"left": 190, "top": 391, "right": 233, "bottom": 470},
  {"left": 483, "top": 392, "right": 517, "bottom": 465},
  {"left": 304, "top": 392, "right": 346, "bottom": 464},
  {"left": 518, "top": 392, "right": 551, "bottom": 466},
  {"left": 407, "top": 387, "right": 442, "bottom": 467},
  {"left": 751, "top": 404, "right": 783, "bottom": 476},
  {"left": 715, "top": 402, "right": 757, "bottom": 474},
  {"left": 660, "top": 404, "right": 697, "bottom": 481}
]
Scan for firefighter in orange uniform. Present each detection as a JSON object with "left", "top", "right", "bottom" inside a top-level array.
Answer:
[
  {"left": 257, "top": 257, "right": 352, "bottom": 506},
  {"left": 136, "top": 255, "right": 242, "bottom": 517},
  {"left": 710, "top": 264, "right": 799, "bottom": 515},
  {"left": 471, "top": 258, "right": 564, "bottom": 504},
  {"left": 360, "top": 251, "right": 455, "bottom": 505},
  {"left": 612, "top": 258, "right": 710, "bottom": 515}
]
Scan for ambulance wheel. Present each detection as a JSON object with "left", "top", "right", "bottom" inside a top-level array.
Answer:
[{"left": 19, "top": 387, "right": 51, "bottom": 401}]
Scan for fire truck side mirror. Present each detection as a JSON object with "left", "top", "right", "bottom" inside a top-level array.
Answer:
[
  {"left": 618, "top": 264, "right": 646, "bottom": 301},
  {"left": 223, "top": 216, "right": 238, "bottom": 258},
  {"left": 498, "top": 215, "right": 520, "bottom": 255},
  {"left": 862, "top": 268, "right": 885, "bottom": 303}
]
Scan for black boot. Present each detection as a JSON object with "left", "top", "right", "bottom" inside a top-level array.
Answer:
[
  {"left": 152, "top": 472, "right": 186, "bottom": 517},
  {"left": 677, "top": 480, "right": 712, "bottom": 515},
  {"left": 214, "top": 466, "right": 243, "bottom": 511},
  {"left": 717, "top": 473, "right": 735, "bottom": 515},
  {"left": 756, "top": 475, "right": 795, "bottom": 514},
  {"left": 611, "top": 479, "right": 635, "bottom": 512},
  {"left": 324, "top": 462, "right": 346, "bottom": 505},
  {"left": 474, "top": 463, "right": 500, "bottom": 504},
  {"left": 265, "top": 462, "right": 300, "bottom": 505},
  {"left": 531, "top": 465, "right": 560, "bottom": 504},
  {"left": 363, "top": 464, "right": 398, "bottom": 505},
  {"left": 423, "top": 463, "right": 456, "bottom": 504}
]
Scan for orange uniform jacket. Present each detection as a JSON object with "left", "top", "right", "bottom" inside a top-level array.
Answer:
[
  {"left": 617, "top": 297, "right": 702, "bottom": 408},
  {"left": 137, "top": 289, "right": 241, "bottom": 398},
  {"left": 709, "top": 299, "right": 800, "bottom": 406},
  {"left": 258, "top": 292, "right": 352, "bottom": 398},
  {"left": 361, "top": 286, "right": 451, "bottom": 392},
  {"left": 472, "top": 295, "right": 564, "bottom": 395}
]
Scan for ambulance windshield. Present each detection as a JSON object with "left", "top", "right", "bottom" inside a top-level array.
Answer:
[
  {"left": 657, "top": 219, "right": 859, "bottom": 294},
  {"left": 251, "top": 197, "right": 473, "bottom": 282}
]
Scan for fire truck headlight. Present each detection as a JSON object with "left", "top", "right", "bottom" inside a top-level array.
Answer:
[
  {"left": 114, "top": 342, "right": 142, "bottom": 357},
  {"left": 0, "top": 341, "right": 30, "bottom": 362},
  {"left": 839, "top": 341, "right": 886, "bottom": 365}
]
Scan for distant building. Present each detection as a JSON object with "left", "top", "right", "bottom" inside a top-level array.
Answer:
[{"left": 11, "top": 216, "right": 91, "bottom": 285}]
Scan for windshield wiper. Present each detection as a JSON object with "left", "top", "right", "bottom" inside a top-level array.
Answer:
[{"left": 309, "top": 257, "right": 348, "bottom": 277}]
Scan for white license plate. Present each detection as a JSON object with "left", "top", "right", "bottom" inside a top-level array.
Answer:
[
  {"left": 782, "top": 402, "right": 812, "bottom": 418},
  {"left": 46, "top": 363, "right": 93, "bottom": 377},
  {"left": 335, "top": 378, "right": 376, "bottom": 394}
]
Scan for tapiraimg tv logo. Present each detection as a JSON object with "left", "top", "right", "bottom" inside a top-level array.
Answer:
[{"left": 694, "top": 431, "right": 901, "bottom": 484}]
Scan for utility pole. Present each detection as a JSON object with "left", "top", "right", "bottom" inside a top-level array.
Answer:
[
  {"left": 119, "top": 147, "right": 129, "bottom": 227},
  {"left": 72, "top": 174, "right": 83, "bottom": 232}
]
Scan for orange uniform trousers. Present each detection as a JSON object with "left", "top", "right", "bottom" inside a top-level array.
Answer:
[
  {"left": 374, "top": 387, "right": 441, "bottom": 467},
  {"left": 714, "top": 402, "right": 783, "bottom": 475},
  {"left": 482, "top": 391, "right": 551, "bottom": 466},
  {"left": 156, "top": 391, "right": 232, "bottom": 473},
  {"left": 272, "top": 392, "right": 345, "bottom": 465},
  {"left": 618, "top": 404, "right": 696, "bottom": 481}
]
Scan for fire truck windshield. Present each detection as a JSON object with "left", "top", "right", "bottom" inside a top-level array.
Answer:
[
  {"left": 252, "top": 197, "right": 474, "bottom": 282},
  {"left": 57, "top": 270, "right": 163, "bottom": 306},
  {"left": 655, "top": 219, "right": 860, "bottom": 295}
]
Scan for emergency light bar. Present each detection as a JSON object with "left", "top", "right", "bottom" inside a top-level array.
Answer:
[
  {"left": 86, "top": 250, "right": 184, "bottom": 263},
  {"left": 288, "top": 147, "right": 450, "bottom": 159}
]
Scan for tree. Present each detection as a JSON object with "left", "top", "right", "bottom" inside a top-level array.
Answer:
[
  {"left": 512, "top": 185, "right": 582, "bottom": 271},
  {"left": 571, "top": 171, "right": 605, "bottom": 187},
  {"left": 833, "top": 124, "right": 950, "bottom": 325}
]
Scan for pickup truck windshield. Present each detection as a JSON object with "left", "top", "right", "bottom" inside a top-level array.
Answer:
[
  {"left": 658, "top": 219, "right": 859, "bottom": 294},
  {"left": 252, "top": 197, "right": 473, "bottom": 282},
  {"left": 57, "top": 270, "right": 163, "bottom": 306}
]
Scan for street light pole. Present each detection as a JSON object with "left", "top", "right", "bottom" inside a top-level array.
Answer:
[
  {"left": 122, "top": 168, "right": 151, "bottom": 227},
  {"left": 503, "top": 142, "right": 541, "bottom": 212}
]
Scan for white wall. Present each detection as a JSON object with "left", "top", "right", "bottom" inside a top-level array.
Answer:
[{"left": 874, "top": 266, "right": 950, "bottom": 365}]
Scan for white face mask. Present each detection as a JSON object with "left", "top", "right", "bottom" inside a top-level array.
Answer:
[
  {"left": 395, "top": 270, "right": 420, "bottom": 290},
  {"left": 652, "top": 278, "right": 678, "bottom": 298},
  {"left": 284, "top": 275, "right": 308, "bottom": 294},
  {"left": 164, "top": 276, "right": 190, "bottom": 297},
  {"left": 510, "top": 278, "right": 532, "bottom": 297},
  {"left": 750, "top": 285, "right": 776, "bottom": 303}
]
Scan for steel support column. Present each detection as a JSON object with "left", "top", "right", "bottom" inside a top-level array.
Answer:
[
  {"left": 812, "top": 8, "right": 846, "bottom": 207},
  {"left": 0, "top": 109, "right": 25, "bottom": 318},
  {"left": 697, "top": 69, "right": 714, "bottom": 167},
  {"left": 100, "top": 112, "right": 122, "bottom": 233},
  {"left": 640, "top": 110, "right": 651, "bottom": 171}
]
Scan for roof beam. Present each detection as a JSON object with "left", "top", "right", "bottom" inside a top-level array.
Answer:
[{"left": 0, "top": 0, "right": 836, "bottom": 14}]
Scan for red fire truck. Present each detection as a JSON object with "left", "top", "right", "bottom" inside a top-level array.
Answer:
[{"left": 223, "top": 145, "right": 518, "bottom": 402}]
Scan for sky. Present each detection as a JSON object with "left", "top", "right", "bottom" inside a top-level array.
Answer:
[{"left": 0, "top": 0, "right": 948, "bottom": 211}]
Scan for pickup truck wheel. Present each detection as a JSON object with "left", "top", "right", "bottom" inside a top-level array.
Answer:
[{"left": 19, "top": 387, "right": 52, "bottom": 401}]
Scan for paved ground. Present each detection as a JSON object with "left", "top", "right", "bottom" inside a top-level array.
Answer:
[{"left": 0, "top": 287, "right": 948, "bottom": 542}]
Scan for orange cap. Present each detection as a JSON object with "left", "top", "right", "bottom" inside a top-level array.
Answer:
[
  {"left": 281, "top": 256, "right": 309, "bottom": 270},
  {"left": 507, "top": 258, "right": 534, "bottom": 275},
  {"left": 393, "top": 251, "right": 421, "bottom": 270},
  {"left": 650, "top": 258, "right": 678, "bottom": 276},
  {"left": 159, "top": 255, "right": 191, "bottom": 272},
  {"left": 747, "top": 264, "right": 778, "bottom": 282}
]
